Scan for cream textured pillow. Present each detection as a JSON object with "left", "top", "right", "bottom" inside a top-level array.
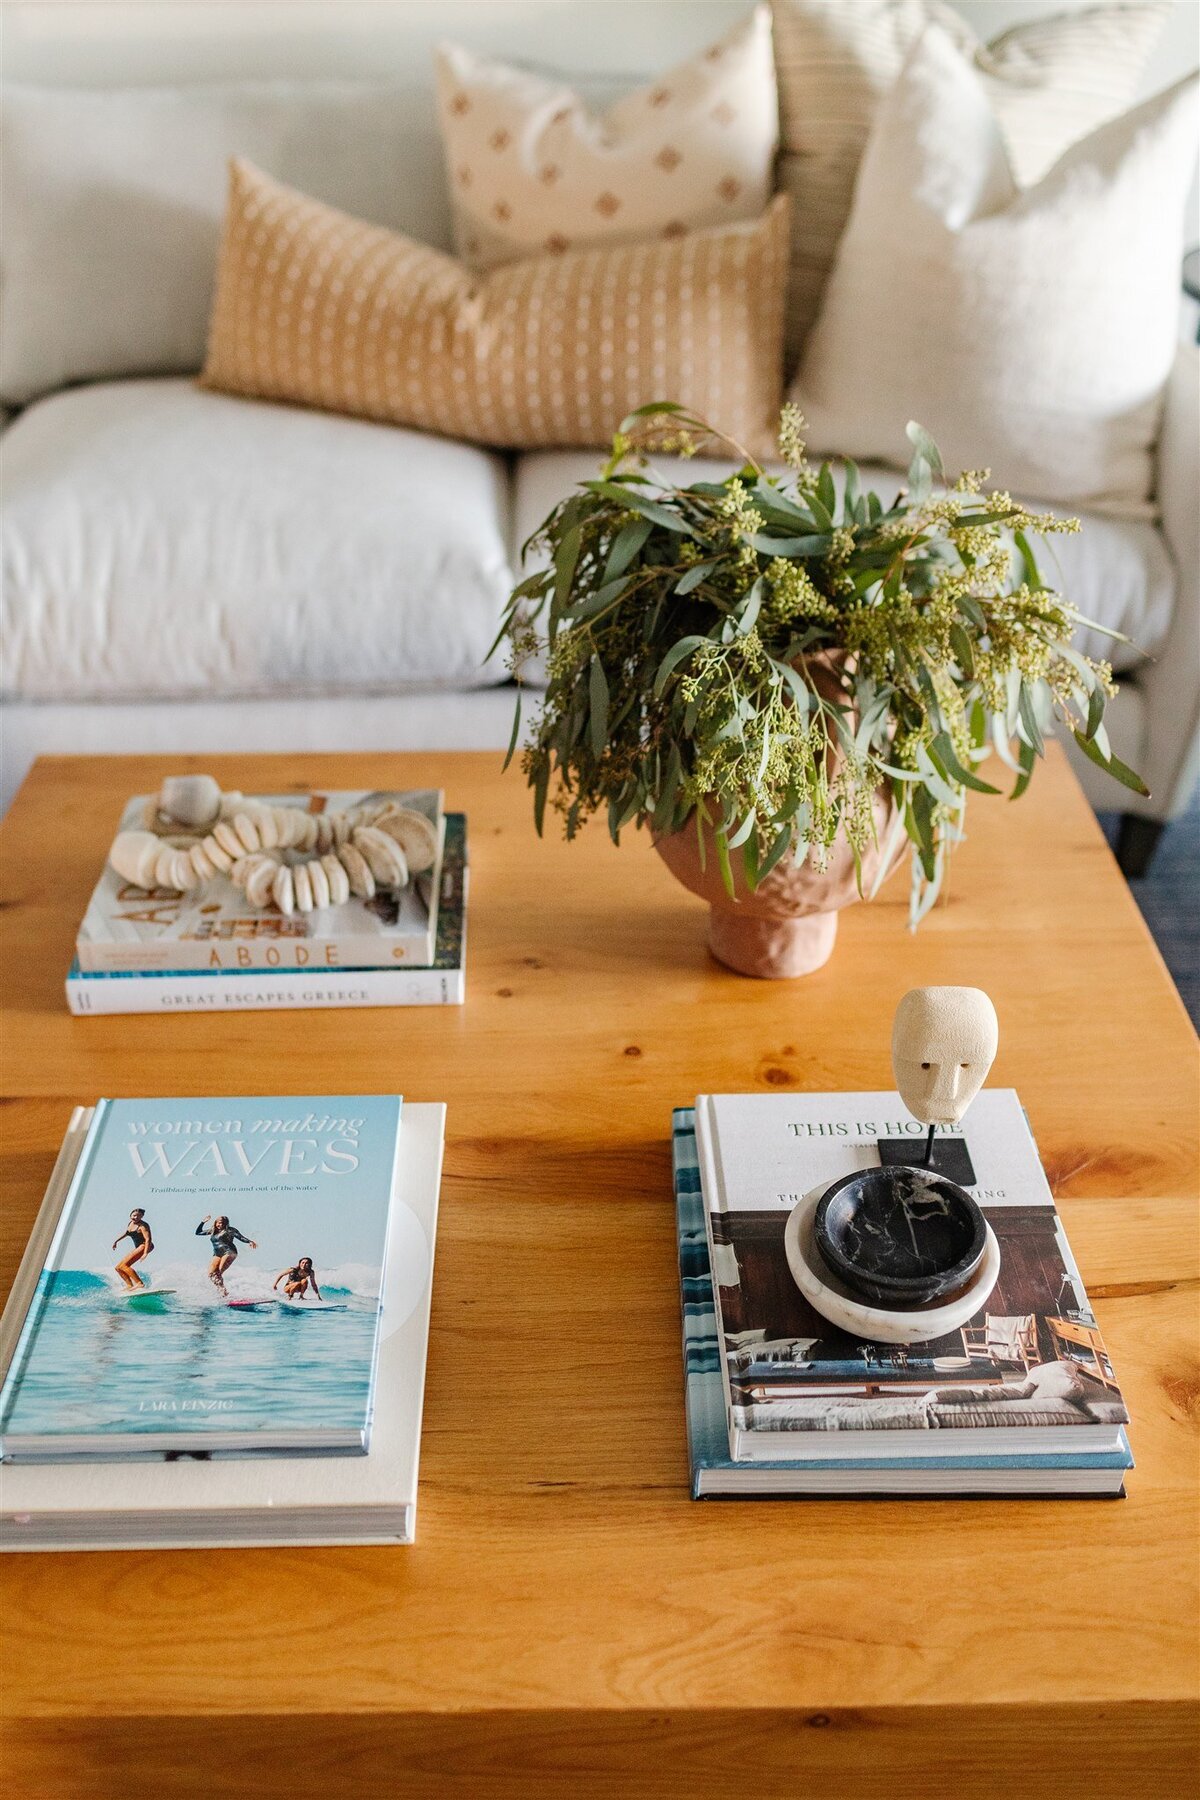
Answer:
[
  {"left": 792, "top": 27, "right": 1199, "bottom": 512},
  {"left": 202, "top": 161, "right": 789, "bottom": 453},
  {"left": 435, "top": 6, "right": 778, "bottom": 269},
  {"left": 771, "top": 0, "right": 1171, "bottom": 362}
]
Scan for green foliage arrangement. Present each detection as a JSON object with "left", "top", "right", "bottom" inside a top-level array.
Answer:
[{"left": 496, "top": 403, "right": 1146, "bottom": 924}]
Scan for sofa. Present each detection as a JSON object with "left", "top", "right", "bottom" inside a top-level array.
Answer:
[{"left": 2, "top": 0, "right": 1197, "bottom": 869}]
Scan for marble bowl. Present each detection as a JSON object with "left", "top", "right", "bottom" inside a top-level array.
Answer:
[
  {"left": 784, "top": 1186, "right": 1000, "bottom": 1346},
  {"left": 813, "top": 1165, "right": 987, "bottom": 1305}
]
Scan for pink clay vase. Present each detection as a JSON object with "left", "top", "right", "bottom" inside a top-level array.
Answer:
[{"left": 654, "top": 790, "right": 898, "bottom": 978}]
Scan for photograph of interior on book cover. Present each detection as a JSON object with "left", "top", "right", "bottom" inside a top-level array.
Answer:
[
  {"left": 77, "top": 789, "right": 443, "bottom": 972},
  {"left": 695, "top": 1092, "right": 1129, "bottom": 1443},
  {"left": 0, "top": 1096, "right": 402, "bottom": 1461}
]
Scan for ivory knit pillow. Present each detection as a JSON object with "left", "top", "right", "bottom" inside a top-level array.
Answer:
[
  {"left": 771, "top": 0, "right": 1171, "bottom": 362},
  {"left": 202, "top": 160, "right": 789, "bottom": 453},
  {"left": 792, "top": 27, "right": 1199, "bottom": 511},
  {"left": 435, "top": 6, "right": 778, "bottom": 270}
]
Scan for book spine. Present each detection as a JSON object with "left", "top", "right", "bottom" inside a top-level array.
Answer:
[
  {"left": 66, "top": 967, "right": 464, "bottom": 1014},
  {"left": 0, "top": 1109, "right": 94, "bottom": 1382},
  {"left": 74, "top": 934, "right": 438, "bottom": 974}
]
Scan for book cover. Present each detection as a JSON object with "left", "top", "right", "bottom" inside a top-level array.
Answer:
[
  {"left": 694, "top": 1092, "right": 1130, "bottom": 1461},
  {"left": 66, "top": 817, "right": 468, "bottom": 1013},
  {"left": 0, "top": 1095, "right": 403, "bottom": 1461},
  {"left": 77, "top": 789, "right": 443, "bottom": 972},
  {"left": 1, "top": 1104, "right": 446, "bottom": 1550},
  {"left": 673, "top": 1110, "right": 1131, "bottom": 1498}
]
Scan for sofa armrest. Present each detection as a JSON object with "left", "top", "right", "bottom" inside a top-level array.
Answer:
[{"left": 1138, "top": 338, "right": 1200, "bottom": 819}]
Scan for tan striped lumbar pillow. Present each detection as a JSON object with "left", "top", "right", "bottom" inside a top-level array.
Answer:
[
  {"left": 771, "top": 0, "right": 1171, "bottom": 366},
  {"left": 202, "top": 160, "right": 789, "bottom": 453}
]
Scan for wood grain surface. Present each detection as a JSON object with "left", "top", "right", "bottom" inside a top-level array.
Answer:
[{"left": 1, "top": 748, "right": 1196, "bottom": 1798}]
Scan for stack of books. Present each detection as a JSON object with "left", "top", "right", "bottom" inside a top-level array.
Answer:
[
  {"left": 676, "top": 1092, "right": 1132, "bottom": 1499},
  {"left": 66, "top": 789, "right": 467, "bottom": 1013},
  {"left": 0, "top": 1093, "right": 444, "bottom": 1549}
]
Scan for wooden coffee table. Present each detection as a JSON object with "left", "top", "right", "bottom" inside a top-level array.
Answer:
[{"left": 1, "top": 749, "right": 1196, "bottom": 1798}]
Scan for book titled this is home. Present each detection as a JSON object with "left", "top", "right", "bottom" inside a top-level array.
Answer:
[
  {"left": 0, "top": 1096, "right": 403, "bottom": 1462},
  {"left": 688, "top": 1092, "right": 1131, "bottom": 1494}
]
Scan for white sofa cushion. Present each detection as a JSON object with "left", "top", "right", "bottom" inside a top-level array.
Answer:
[
  {"left": 511, "top": 450, "right": 1176, "bottom": 674},
  {"left": 0, "top": 81, "right": 449, "bottom": 407},
  {"left": 790, "top": 28, "right": 1199, "bottom": 513},
  {"left": 1, "top": 380, "right": 514, "bottom": 703}
]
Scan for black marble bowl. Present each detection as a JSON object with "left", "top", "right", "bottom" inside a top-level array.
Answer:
[{"left": 814, "top": 1166, "right": 987, "bottom": 1307}]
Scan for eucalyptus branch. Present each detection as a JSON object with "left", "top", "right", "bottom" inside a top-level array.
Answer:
[{"left": 500, "top": 406, "right": 1146, "bottom": 925}]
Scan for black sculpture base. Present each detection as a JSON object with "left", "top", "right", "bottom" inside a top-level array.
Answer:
[
  {"left": 877, "top": 1135, "right": 977, "bottom": 1187},
  {"left": 813, "top": 1165, "right": 987, "bottom": 1306}
]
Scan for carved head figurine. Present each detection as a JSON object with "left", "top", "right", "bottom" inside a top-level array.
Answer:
[{"left": 891, "top": 987, "right": 999, "bottom": 1127}]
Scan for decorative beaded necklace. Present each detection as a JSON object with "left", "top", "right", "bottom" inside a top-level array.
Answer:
[{"left": 107, "top": 775, "right": 437, "bottom": 917}]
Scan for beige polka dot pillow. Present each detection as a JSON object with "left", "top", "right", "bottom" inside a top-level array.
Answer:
[
  {"left": 202, "top": 160, "right": 790, "bottom": 454},
  {"left": 435, "top": 6, "right": 778, "bottom": 269}
]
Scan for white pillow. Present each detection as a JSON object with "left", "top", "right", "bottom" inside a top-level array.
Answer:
[
  {"left": 0, "top": 81, "right": 443, "bottom": 407},
  {"left": 771, "top": 0, "right": 1173, "bottom": 362},
  {"left": 1, "top": 380, "right": 514, "bottom": 703},
  {"left": 792, "top": 27, "right": 1199, "bottom": 513},
  {"left": 435, "top": 6, "right": 778, "bottom": 269}
]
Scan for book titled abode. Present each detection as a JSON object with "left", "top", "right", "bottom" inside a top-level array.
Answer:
[
  {"left": 0, "top": 1095, "right": 404, "bottom": 1462},
  {"left": 66, "top": 815, "right": 469, "bottom": 1013},
  {"left": 77, "top": 789, "right": 444, "bottom": 972}
]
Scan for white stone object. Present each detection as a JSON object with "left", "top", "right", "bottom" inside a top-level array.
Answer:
[
  {"left": 338, "top": 843, "right": 375, "bottom": 900},
  {"left": 292, "top": 862, "right": 315, "bottom": 914},
  {"left": 307, "top": 858, "right": 331, "bottom": 910},
  {"left": 272, "top": 863, "right": 295, "bottom": 917},
  {"left": 352, "top": 825, "right": 408, "bottom": 889},
  {"left": 892, "top": 987, "right": 999, "bottom": 1128},
  {"left": 108, "top": 830, "right": 163, "bottom": 889},
  {"left": 374, "top": 806, "right": 438, "bottom": 874},
  {"left": 320, "top": 853, "right": 350, "bottom": 907},
  {"left": 158, "top": 774, "right": 221, "bottom": 830}
]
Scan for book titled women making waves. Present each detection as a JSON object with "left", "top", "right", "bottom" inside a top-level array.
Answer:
[{"left": 0, "top": 1096, "right": 405, "bottom": 1462}]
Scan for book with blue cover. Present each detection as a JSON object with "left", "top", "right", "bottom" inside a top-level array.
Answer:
[
  {"left": 673, "top": 1108, "right": 1132, "bottom": 1498},
  {"left": 0, "top": 1095, "right": 403, "bottom": 1462}
]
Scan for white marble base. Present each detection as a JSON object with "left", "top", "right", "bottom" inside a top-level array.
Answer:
[{"left": 784, "top": 1184, "right": 1001, "bottom": 1346}]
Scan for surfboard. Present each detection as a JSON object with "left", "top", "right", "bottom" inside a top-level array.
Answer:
[
  {"left": 224, "top": 1298, "right": 270, "bottom": 1310},
  {"left": 275, "top": 1299, "right": 347, "bottom": 1313},
  {"left": 121, "top": 1287, "right": 175, "bottom": 1309}
]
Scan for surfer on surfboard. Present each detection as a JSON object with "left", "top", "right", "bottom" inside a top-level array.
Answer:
[
  {"left": 273, "top": 1257, "right": 322, "bottom": 1302},
  {"left": 112, "top": 1208, "right": 154, "bottom": 1289},
  {"left": 196, "top": 1214, "right": 257, "bottom": 1296}
]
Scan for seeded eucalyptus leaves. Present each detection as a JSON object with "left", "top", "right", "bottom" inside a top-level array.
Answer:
[{"left": 496, "top": 402, "right": 1145, "bottom": 926}]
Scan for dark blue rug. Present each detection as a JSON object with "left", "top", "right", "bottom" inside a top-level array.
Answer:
[{"left": 1099, "top": 788, "right": 1199, "bottom": 1029}]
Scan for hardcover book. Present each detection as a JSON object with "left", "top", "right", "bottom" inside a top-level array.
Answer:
[
  {"left": 66, "top": 816, "right": 468, "bottom": 1013},
  {"left": 0, "top": 1095, "right": 403, "bottom": 1461},
  {"left": 76, "top": 788, "right": 444, "bottom": 972},
  {"left": 674, "top": 1109, "right": 1131, "bottom": 1498},
  {"left": 693, "top": 1092, "right": 1130, "bottom": 1468},
  {"left": 1, "top": 1103, "right": 446, "bottom": 1549}
]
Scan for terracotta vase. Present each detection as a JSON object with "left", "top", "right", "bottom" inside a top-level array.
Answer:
[
  {"left": 652, "top": 651, "right": 899, "bottom": 977},
  {"left": 654, "top": 787, "right": 897, "bottom": 978}
]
